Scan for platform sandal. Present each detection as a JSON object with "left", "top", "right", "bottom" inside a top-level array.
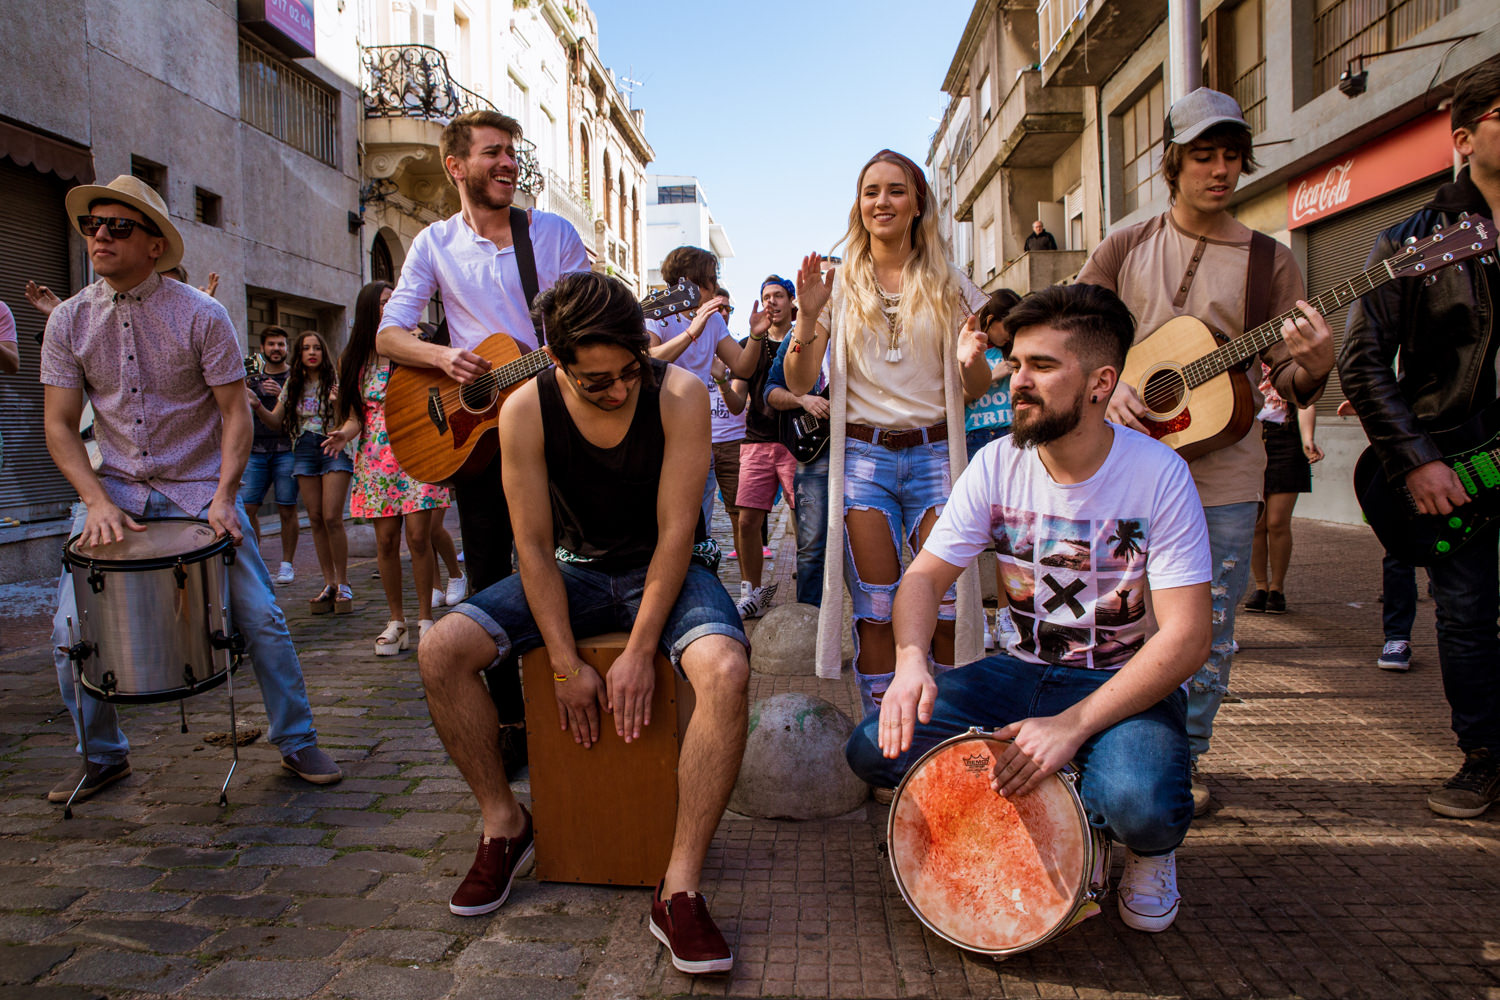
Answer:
[
  {"left": 374, "top": 620, "right": 408, "bottom": 656},
  {"left": 334, "top": 584, "right": 354, "bottom": 614},
  {"left": 310, "top": 584, "right": 336, "bottom": 615}
]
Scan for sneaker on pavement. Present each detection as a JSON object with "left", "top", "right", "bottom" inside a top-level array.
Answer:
[
  {"left": 275, "top": 561, "right": 295, "bottom": 585},
  {"left": 450, "top": 806, "right": 535, "bottom": 916},
  {"left": 1243, "top": 588, "right": 1267, "bottom": 613},
  {"left": 431, "top": 587, "right": 446, "bottom": 609},
  {"left": 47, "top": 758, "right": 131, "bottom": 803},
  {"left": 1117, "top": 849, "right": 1181, "bottom": 932},
  {"left": 735, "top": 582, "right": 777, "bottom": 620},
  {"left": 1377, "top": 639, "right": 1412, "bottom": 671},
  {"left": 1190, "top": 761, "right": 1210, "bottom": 817},
  {"left": 280, "top": 746, "right": 342, "bottom": 785},
  {"left": 1427, "top": 748, "right": 1500, "bottom": 819},
  {"left": 445, "top": 574, "right": 468, "bottom": 606},
  {"left": 650, "top": 881, "right": 734, "bottom": 974},
  {"left": 983, "top": 621, "right": 996, "bottom": 650},
  {"left": 995, "top": 608, "right": 1021, "bottom": 651}
]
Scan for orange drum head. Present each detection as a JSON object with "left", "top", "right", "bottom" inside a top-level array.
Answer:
[
  {"left": 65, "top": 519, "right": 220, "bottom": 562},
  {"left": 889, "top": 734, "right": 1088, "bottom": 954}
]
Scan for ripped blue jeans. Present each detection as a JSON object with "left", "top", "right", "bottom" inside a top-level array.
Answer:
[
  {"left": 1189, "top": 501, "right": 1258, "bottom": 762},
  {"left": 842, "top": 437, "right": 956, "bottom": 663}
]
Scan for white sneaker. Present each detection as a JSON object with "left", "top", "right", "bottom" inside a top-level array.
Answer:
[
  {"left": 1117, "top": 849, "right": 1180, "bottom": 932},
  {"left": 431, "top": 588, "right": 446, "bottom": 609},
  {"left": 445, "top": 574, "right": 468, "bottom": 606},
  {"left": 275, "top": 562, "right": 295, "bottom": 585},
  {"left": 983, "top": 621, "right": 996, "bottom": 650},
  {"left": 735, "top": 582, "right": 777, "bottom": 619},
  {"left": 995, "top": 608, "right": 1021, "bottom": 651}
]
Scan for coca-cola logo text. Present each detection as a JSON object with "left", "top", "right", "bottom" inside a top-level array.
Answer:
[{"left": 1290, "top": 161, "right": 1354, "bottom": 223}]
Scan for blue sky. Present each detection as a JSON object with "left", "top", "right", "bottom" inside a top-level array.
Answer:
[{"left": 588, "top": 0, "right": 974, "bottom": 326}]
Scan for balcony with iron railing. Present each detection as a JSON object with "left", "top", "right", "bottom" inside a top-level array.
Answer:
[
  {"left": 1312, "top": 0, "right": 1458, "bottom": 96},
  {"left": 359, "top": 44, "right": 543, "bottom": 197},
  {"left": 1038, "top": 0, "right": 1168, "bottom": 87}
]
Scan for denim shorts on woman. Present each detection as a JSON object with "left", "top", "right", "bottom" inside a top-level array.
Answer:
[
  {"left": 964, "top": 425, "right": 1010, "bottom": 462},
  {"left": 842, "top": 437, "right": 957, "bottom": 623},
  {"left": 292, "top": 432, "right": 354, "bottom": 477},
  {"left": 453, "top": 560, "right": 748, "bottom": 673}
]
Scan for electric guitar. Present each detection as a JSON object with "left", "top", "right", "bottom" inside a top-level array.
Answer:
[
  {"left": 385, "top": 280, "right": 700, "bottom": 484},
  {"left": 1119, "top": 216, "right": 1496, "bottom": 461},
  {"left": 1354, "top": 399, "right": 1500, "bottom": 566},
  {"left": 783, "top": 409, "right": 830, "bottom": 464}
]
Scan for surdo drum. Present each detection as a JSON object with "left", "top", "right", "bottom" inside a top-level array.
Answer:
[
  {"left": 58, "top": 518, "right": 244, "bottom": 816},
  {"left": 887, "top": 729, "right": 1109, "bottom": 956}
]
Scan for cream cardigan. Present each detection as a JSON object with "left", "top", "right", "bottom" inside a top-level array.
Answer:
[{"left": 813, "top": 270, "right": 984, "bottom": 679}]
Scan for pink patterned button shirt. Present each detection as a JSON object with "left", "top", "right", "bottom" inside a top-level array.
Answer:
[{"left": 39, "top": 273, "right": 246, "bottom": 517}]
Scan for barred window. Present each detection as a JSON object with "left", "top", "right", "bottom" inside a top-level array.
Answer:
[
  {"left": 238, "top": 36, "right": 338, "bottom": 168},
  {"left": 1120, "top": 79, "right": 1165, "bottom": 218}
]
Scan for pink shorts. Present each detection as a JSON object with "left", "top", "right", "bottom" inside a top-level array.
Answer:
[{"left": 736, "top": 441, "right": 797, "bottom": 512}]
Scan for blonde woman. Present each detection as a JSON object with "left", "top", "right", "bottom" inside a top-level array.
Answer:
[{"left": 786, "top": 149, "right": 991, "bottom": 718}]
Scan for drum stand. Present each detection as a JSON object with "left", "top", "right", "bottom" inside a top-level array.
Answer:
[{"left": 60, "top": 610, "right": 242, "bottom": 820}]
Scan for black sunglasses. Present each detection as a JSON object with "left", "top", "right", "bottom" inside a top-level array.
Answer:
[
  {"left": 567, "top": 363, "right": 644, "bottom": 394},
  {"left": 77, "top": 215, "right": 163, "bottom": 239}
]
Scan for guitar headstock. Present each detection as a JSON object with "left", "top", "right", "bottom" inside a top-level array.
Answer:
[
  {"left": 1388, "top": 215, "right": 1496, "bottom": 279},
  {"left": 640, "top": 279, "right": 701, "bottom": 321}
]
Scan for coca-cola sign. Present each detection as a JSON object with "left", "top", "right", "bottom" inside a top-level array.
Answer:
[{"left": 1286, "top": 111, "right": 1452, "bottom": 229}]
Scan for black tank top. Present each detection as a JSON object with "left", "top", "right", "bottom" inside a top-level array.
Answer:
[{"left": 537, "top": 358, "right": 706, "bottom": 573}]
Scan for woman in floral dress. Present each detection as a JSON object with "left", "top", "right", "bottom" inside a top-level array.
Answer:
[{"left": 336, "top": 281, "right": 455, "bottom": 654}]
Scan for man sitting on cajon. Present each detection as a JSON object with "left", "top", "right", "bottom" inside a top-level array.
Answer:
[{"left": 419, "top": 270, "right": 750, "bottom": 974}]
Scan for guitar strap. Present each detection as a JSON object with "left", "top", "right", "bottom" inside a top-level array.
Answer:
[
  {"left": 510, "top": 206, "right": 544, "bottom": 345},
  {"left": 1243, "top": 231, "right": 1276, "bottom": 334}
]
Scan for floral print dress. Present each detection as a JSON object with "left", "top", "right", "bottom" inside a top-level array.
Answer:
[{"left": 349, "top": 357, "right": 452, "bottom": 518}]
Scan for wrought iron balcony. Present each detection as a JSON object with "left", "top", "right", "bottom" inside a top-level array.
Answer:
[{"left": 360, "top": 44, "right": 543, "bottom": 196}]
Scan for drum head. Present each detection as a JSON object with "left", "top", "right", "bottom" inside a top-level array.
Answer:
[
  {"left": 65, "top": 518, "right": 225, "bottom": 568},
  {"left": 889, "top": 733, "right": 1090, "bottom": 955}
]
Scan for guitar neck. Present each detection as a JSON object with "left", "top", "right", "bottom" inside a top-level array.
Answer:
[
  {"left": 490, "top": 347, "right": 554, "bottom": 389},
  {"left": 1184, "top": 257, "right": 1398, "bottom": 388}
]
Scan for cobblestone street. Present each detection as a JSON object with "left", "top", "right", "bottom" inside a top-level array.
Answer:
[{"left": 1, "top": 512, "right": 1497, "bottom": 1000}]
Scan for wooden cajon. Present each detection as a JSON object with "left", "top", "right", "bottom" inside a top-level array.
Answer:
[{"left": 519, "top": 632, "right": 694, "bottom": 886}]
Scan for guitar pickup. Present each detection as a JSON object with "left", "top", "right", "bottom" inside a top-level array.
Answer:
[{"left": 427, "top": 387, "right": 448, "bottom": 435}]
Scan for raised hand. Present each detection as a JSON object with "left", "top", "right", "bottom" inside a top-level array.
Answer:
[
  {"left": 24, "top": 280, "right": 61, "bottom": 318},
  {"left": 956, "top": 314, "right": 988, "bottom": 369},
  {"left": 795, "top": 252, "right": 834, "bottom": 319},
  {"left": 747, "top": 301, "right": 771, "bottom": 339}
]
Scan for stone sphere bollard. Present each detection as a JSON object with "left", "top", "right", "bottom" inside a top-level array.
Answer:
[
  {"left": 750, "top": 603, "right": 820, "bottom": 675},
  {"left": 729, "top": 693, "right": 868, "bottom": 819},
  {"left": 344, "top": 521, "right": 378, "bottom": 559}
]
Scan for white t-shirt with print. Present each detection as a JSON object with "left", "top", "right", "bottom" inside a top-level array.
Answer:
[{"left": 924, "top": 424, "right": 1211, "bottom": 670}]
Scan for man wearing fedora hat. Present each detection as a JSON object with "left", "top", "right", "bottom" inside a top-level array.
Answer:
[
  {"left": 1078, "top": 87, "right": 1335, "bottom": 823},
  {"left": 39, "top": 175, "right": 340, "bottom": 803}
]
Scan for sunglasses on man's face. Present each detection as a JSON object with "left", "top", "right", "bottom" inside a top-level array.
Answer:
[
  {"left": 1473, "top": 107, "right": 1500, "bottom": 128},
  {"left": 568, "top": 363, "right": 644, "bottom": 394},
  {"left": 77, "top": 215, "right": 162, "bottom": 240}
]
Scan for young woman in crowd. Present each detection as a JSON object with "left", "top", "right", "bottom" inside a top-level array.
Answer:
[
  {"left": 1244, "top": 370, "right": 1323, "bottom": 616},
  {"left": 337, "top": 281, "right": 459, "bottom": 653},
  {"left": 250, "top": 330, "right": 355, "bottom": 614},
  {"left": 964, "top": 288, "right": 1021, "bottom": 651},
  {"left": 786, "top": 148, "right": 992, "bottom": 716}
]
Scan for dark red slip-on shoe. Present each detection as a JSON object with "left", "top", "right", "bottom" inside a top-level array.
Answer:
[
  {"left": 649, "top": 880, "right": 733, "bottom": 974},
  {"left": 449, "top": 806, "right": 534, "bottom": 916}
]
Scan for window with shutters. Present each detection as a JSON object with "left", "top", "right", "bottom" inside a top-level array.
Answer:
[{"left": 1117, "top": 78, "right": 1165, "bottom": 218}]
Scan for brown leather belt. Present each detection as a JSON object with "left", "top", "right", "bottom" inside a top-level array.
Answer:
[{"left": 846, "top": 422, "right": 947, "bottom": 450}]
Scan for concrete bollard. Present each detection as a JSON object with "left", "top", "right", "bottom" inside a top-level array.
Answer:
[
  {"left": 345, "top": 521, "right": 378, "bottom": 559},
  {"left": 729, "top": 693, "right": 869, "bottom": 819},
  {"left": 749, "top": 603, "right": 820, "bottom": 675}
]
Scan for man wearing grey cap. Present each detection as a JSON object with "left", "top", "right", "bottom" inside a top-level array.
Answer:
[{"left": 1079, "top": 88, "right": 1334, "bottom": 823}]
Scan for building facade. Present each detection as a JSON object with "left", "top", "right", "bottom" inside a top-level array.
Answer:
[
  {"left": 934, "top": 0, "right": 1500, "bottom": 524},
  {"left": 643, "top": 175, "right": 735, "bottom": 292}
]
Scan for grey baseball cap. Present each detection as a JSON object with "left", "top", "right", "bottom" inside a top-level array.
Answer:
[{"left": 1165, "top": 87, "right": 1249, "bottom": 145}]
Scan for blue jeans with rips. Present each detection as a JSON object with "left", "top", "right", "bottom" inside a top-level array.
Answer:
[
  {"left": 53, "top": 492, "right": 318, "bottom": 765},
  {"left": 792, "top": 451, "right": 829, "bottom": 607},
  {"left": 1187, "top": 501, "right": 1258, "bottom": 763},
  {"left": 845, "top": 653, "right": 1193, "bottom": 856}
]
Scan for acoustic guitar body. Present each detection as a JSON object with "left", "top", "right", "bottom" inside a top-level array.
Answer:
[
  {"left": 384, "top": 332, "right": 529, "bottom": 485},
  {"left": 1120, "top": 315, "right": 1255, "bottom": 462}
]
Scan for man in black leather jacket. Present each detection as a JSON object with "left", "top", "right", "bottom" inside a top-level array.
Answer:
[{"left": 1339, "top": 56, "right": 1500, "bottom": 819}]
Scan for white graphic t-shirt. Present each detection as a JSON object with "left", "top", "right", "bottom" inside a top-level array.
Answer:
[{"left": 924, "top": 425, "right": 1211, "bottom": 670}]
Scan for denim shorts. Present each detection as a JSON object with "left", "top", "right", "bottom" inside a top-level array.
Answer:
[
  {"left": 843, "top": 437, "right": 956, "bottom": 622},
  {"left": 293, "top": 432, "right": 354, "bottom": 477},
  {"left": 240, "top": 448, "right": 298, "bottom": 506},
  {"left": 964, "top": 425, "right": 1010, "bottom": 462},
  {"left": 453, "top": 560, "right": 748, "bottom": 673}
]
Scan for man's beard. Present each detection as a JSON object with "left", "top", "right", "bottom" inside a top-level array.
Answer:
[
  {"left": 464, "top": 170, "right": 514, "bottom": 211},
  {"left": 1011, "top": 387, "right": 1085, "bottom": 449},
  {"left": 264, "top": 350, "right": 285, "bottom": 363}
]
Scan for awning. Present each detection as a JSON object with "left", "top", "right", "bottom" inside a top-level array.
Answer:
[{"left": 0, "top": 119, "right": 94, "bottom": 184}]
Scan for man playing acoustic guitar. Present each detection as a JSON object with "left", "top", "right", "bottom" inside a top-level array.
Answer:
[
  {"left": 1340, "top": 57, "right": 1500, "bottom": 819},
  {"left": 1077, "top": 88, "right": 1333, "bottom": 815},
  {"left": 376, "top": 110, "right": 589, "bottom": 769}
]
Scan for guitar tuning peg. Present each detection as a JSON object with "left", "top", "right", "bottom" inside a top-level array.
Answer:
[
  {"left": 1405, "top": 236, "right": 1419, "bottom": 245},
  {"left": 1424, "top": 274, "right": 1440, "bottom": 286},
  {"left": 1482, "top": 255, "right": 1497, "bottom": 265}
]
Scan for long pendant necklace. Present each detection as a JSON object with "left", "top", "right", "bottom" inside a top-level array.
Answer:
[{"left": 878, "top": 284, "right": 902, "bottom": 363}]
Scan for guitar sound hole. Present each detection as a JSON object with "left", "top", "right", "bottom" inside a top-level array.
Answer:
[
  {"left": 1140, "top": 369, "right": 1187, "bottom": 416},
  {"left": 459, "top": 380, "right": 498, "bottom": 412}
]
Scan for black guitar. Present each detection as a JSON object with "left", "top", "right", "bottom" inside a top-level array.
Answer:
[
  {"left": 1354, "top": 399, "right": 1500, "bottom": 565},
  {"left": 783, "top": 407, "right": 830, "bottom": 463}
]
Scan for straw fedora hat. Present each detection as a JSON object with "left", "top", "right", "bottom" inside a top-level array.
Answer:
[{"left": 65, "top": 174, "right": 185, "bottom": 273}]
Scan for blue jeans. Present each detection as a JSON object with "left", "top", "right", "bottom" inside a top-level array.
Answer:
[
  {"left": 292, "top": 433, "right": 353, "bottom": 477},
  {"left": 793, "top": 451, "right": 829, "bottom": 606},
  {"left": 52, "top": 492, "right": 318, "bottom": 765},
  {"left": 453, "top": 560, "right": 748, "bottom": 672},
  {"left": 1426, "top": 523, "right": 1500, "bottom": 752},
  {"left": 239, "top": 448, "right": 297, "bottom": 507},
  {"left": 1187, "top": 501, "right": 1257, "bottom": 762},
  {"left": 1381, "top": 552, "right": 1418, "bottom": 642},
  {"left": 845, "top": 654, "right": 1192, "bottom": 855}
]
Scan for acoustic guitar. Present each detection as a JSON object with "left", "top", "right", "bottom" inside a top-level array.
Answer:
[
  {"left": 1118, "top": 216, "right": 1495, "bottom": 461},
  {"left": 385, "top": 280, "right": 700, "bottom": 484}
]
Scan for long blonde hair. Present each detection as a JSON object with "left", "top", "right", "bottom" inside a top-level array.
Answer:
[{"left": 832, "top": 149, "right": 965, "bottom": 381}]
